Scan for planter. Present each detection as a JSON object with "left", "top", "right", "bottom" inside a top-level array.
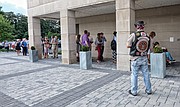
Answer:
[
  {"left": 150, "top": 53, "right": 166, "bottom": 78},
  {"left": 80, "top": 51, "right": 92, "bottom": 69},
  {"left": 29, "top": 50, "right": 38, "bottom": 62}
]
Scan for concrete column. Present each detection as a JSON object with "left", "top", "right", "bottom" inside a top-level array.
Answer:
[
  {"left": 116, "top": 0, "right": 135, "bottom": 71},
  {"left": 28, "top": 16, "right": 42, "bottom": 59},
  {"left": 60, "top": 10, "right": 76, "bottom": 64}
]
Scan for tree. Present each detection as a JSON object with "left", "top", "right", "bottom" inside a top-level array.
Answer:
[
  {"left": 13, "top": 13, "right": 28, "bottom": 39},
  {"left": 0, "top": 14, "right": 14, "bottom": 42},
  {"left": 40, "top": 19, "right": 60, "bottom": 39},
  {"left": 0, "top": 6, "right": 4, "bottom": 15},
  {"left": 4, "top": 12, "right": 28, "bottom": 39},
  {"left": 1, "top": 6, "right": 60, "bottom": 41}
]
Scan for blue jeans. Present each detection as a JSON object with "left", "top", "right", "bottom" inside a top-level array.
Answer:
[
  {"left": 131, "top": 56, "right": 152, "bottom": 95},
  {"left": 165, "top": 52, "right": 174, "bottom": 61}
]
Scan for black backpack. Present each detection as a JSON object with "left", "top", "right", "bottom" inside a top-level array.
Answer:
[{"left": 111, "top": 39, "right": 116, "bottom": 50}]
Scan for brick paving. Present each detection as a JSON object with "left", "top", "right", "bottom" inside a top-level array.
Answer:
[{"left": 0, "top": 52, "right": 179, "bottom": 107}]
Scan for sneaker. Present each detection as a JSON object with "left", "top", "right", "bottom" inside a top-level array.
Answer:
[
  {"left": 169, "top": 61, "right": 172, "bottom": 64},
  {"left": 128, "top": 90, "right": 137, "bottom": 96},
  {"left": 97, "top": 60, "right": 100, "bottom": 63},
  {"left": 145, "top": 90, "right": 152, "bottom": 95}
]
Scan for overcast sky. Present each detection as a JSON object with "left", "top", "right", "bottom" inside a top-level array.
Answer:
[{"left": 0, "top": 0, "right": 27, "bottom": 15}]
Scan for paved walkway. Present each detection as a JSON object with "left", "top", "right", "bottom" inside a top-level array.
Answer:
[{"left": 0, "top": 52, "right": 179, "bottom": 107}]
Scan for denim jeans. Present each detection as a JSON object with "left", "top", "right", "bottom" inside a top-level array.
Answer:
[
  {"left": 165, "top": 52, "right": 174, "bottom": 61},
  {"left": 131, "top": 56, "right": 152, "bottom": 95}
]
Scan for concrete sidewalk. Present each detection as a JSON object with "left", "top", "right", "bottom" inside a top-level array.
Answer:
[{"left": 0, "top": 52, "right": 179, "bottom": 107}]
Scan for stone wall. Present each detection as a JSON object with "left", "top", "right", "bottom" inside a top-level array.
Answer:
[
  {"left": 76, "top": 13, "right": 116, "bottom": 58},
  {"left": 77, "top": 4, "right": 180, "bottom": 61},
  {"left": 136, "top": 4, "right": 180, "bottom": 61},
  {"left": 27, "top": 0, "right": 180, "bottom": 61}
]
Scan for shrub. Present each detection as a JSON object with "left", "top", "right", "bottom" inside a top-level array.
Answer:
[
  {"left": 153, "top": 46, "right": 163, "bottom": 53},
  {"left": 80, "top": 46, "right": 89, "bottom": 51},
  {"left": 31, "top": 46, "right": 36, "bottom": 50},
  {"left": 58, "top": 50, "right": 61, "bottom": 54},
  {"left": 0, "top": 49, "right": 14, "bottom": 52},
  {"left": 0, "top": 49, "right": 6, "bottom": 52}
]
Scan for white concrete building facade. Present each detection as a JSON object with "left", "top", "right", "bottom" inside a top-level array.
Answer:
[{"left": 27, "top": 0, "right": 180, "bottom": 71}]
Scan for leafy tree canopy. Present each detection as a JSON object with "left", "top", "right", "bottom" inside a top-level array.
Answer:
[
  {"left": 40, "top": 19, "right": 60, "bottom": 39},
  {"left": 0, "top": 6, "right": 61, "bottom": 42},
  {"left": 0, "top": 6, "right": 4, "bottom": 15},
  {"left": 0, "top": 14, "right": 14, "bottom": 42},
  {"left": 4, "top": 12, "right": 28, "bottom": 39}
]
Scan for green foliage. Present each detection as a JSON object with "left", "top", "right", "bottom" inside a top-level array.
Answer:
[
  {"left": 58, "top": 50, "right": 62, "bottom": 54},
  {"left": 46, "top": 31, "right": 60, "bottom": 39},
  {"left": 1, "top": 6, "right": 61, "bottom": 42},
  {"left": 0, "top": 48, "right": 6, "bottom": 52},
  {"left": 0, "top": 6, "right": 4, "bottom": 15},
  {"left": 40, "top": 19, "right": 60, "bottom": 39},
  {"left": 0, "top": 48, "right": 14, "bottom": 52},
  {"left": 4, "top": 12, "right": 16, "bottom": 25},
  {"left": 80, "top": 46, "right": 89, "bottom": 52},
  {"left": 13, "top": 13, "right": 28, "bottom": 39},
  {"left": 4, "top": 12, "right": 28, "bottom": 39},
  {"left": 0, "top": 14, "right": 14, "bottom": 42},
  {"left": 31, "top": 46, "right": 36, "bottom": 50},
  {"left": 0, "top": 9, "right": 28, "bottom": 41},
  {"left": 153, "top": 46, "right": 163, "bottom": 53}
]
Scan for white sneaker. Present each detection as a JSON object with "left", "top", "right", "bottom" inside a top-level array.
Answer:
[{"left": 169, "top": 61, "right": 172, "bottom": 64}]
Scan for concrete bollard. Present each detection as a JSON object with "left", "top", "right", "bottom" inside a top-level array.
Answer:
[
  {"left": 80, "top": 51, "right": 92, "bottom": 69},
  {"left": 150, "top": 53, "right": 166, "bottom": 78}
]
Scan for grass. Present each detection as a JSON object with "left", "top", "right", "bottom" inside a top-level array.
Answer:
[{"left": 58, "top": 50, "right": 62, "bottom": 54}]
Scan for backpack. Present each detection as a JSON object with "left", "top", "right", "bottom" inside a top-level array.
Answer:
[{"left": 111, "top": 39, "right": 116, "bottom": 50}]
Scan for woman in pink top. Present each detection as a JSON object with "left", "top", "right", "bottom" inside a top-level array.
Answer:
[{"left": 43, "top": 37, "right": 50, "bottom": 58}]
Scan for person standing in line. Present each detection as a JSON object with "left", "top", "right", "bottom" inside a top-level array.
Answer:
[
  {"left": 12, "top": 40, "right": 16, "bottom": 51},
  {"left": 111, "top": 31, "right": 117, "bottom": 63},
  {"left": 147, "top": 31, "right": 156, "bottom": 64},
  {"left": 26, "top": 39, "right": 29, "bottom": 54},
  {"left": 127, "top": 21, "right": 152, "bottom": 96},
  {"left": 76, "top": 34, "right": 81, "bottom": 62},
  {"left": 15, "top": 39, "right": 21, "bottom": 56},
  {"left": 43, "top": 37, "right": 50, "bottom": 58},
  {"left": 81, "top": 30, "right": 90, "bottom": 50},
  {"left": 87, "top": 32, "right": 93, "bottom": 51},
  {"left": 51, "top": 36, "right": 56, "bottom": 59},
  {"left": 95, "top": 33, "right": 103, "bottom": 63},
  {"left": 100, "top": 32, "right": 106, "bottom": 61},
  {"left": 55, "top": 36, "right": 59, "bottom": 58},
  {"left": 41, "top": 38, "right": 45, "bottom": 56},
  {"left": 4, "top": 41, "right": 10, "bottom": 52},
  {"left": 21, "top": 38, "right": 28, "bottom": 56}
]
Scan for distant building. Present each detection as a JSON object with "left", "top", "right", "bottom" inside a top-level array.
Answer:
[{"left": 27, "top": 0, "right": 180, "bottom": 71}]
